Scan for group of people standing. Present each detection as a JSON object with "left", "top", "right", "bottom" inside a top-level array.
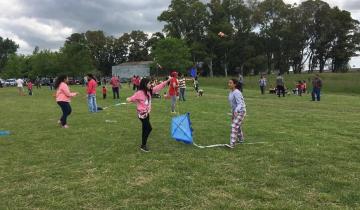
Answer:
[{"left": 257, "top": 73, "right": 323, "bottom": 101}]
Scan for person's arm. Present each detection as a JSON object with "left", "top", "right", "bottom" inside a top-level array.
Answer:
[
  {"left": 127, "top": 91, "right": 141, "bottom": 103},
  {"left": 62, "top": 83, "right": 77, "bottom": 97},
  {"left": 234, "top": 91, "right": 245, "bottom": 112},
  {"left": 153, "top": 78, "right": 171, "bottom": 93}
]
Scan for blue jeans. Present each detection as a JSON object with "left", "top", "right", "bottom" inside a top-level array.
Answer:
[
  {"left": 179, "top": 88, "right": 186, "bottom": 101},
  {"left": 171, "top": 95, "right": 177, "bottom": 112},
  {"left": 312, "top": 88, "right": 321, "bottom": 101},
  {"left": 87, "top": 94, "right": 98, "bottom": 112}
]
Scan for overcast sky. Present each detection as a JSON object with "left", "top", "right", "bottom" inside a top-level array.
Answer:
[{"left": 1, "top": 0, "right": 360, "bottom": 66}]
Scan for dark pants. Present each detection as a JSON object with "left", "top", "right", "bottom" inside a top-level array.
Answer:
[
  {"left": 239, "top": 83, "right": 243, "bottom": 92},
  {"left": 112, "top": 87, "right": 119, "bottom": 99},
  {"left": 260, "top": 86, "right": 265, "bottom": 95},
  {"left": 103, "top": 94, "right": 106, "bottom": 99},
  {"left": 57, "top": 101, "right": 72, "bottom": 126},
  {"left": 133, "top": 84, "right": 136, "bottom": 91},
  {"left": 28, "top": 89, "right": 32, "bottom": 96},
  {"left": 312, "top": 88, "right": 321, "bottom": 101},
  {"left": 139, "top": 115, "right": 152, "bottom": 146},
  {"left": 179, "top": 88, "right": 186, "bottom": 101},
  {"left": 277, "top": 85, "right": 285, "bottom": 97}
]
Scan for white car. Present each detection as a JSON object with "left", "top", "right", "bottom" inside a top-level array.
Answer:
[{"left": 5, "top": 79, "right": 17, "bottom": 86}]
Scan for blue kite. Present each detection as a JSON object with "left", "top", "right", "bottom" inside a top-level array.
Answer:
[{"left": 171, "top": 113, "right": 193, "bottom": 144}]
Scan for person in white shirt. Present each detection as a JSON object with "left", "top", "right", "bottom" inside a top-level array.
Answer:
[{"left": 16, "top": 78, "right": 24, "bottom": 96}]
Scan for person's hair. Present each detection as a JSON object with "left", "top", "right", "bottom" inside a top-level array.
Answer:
[
  {"left": 54, "top": 75, "right": 67, "bottom": 89},
  {"left": 103, "top": 86, "right": 105, "bottom": 88},
  {"left": 230, "top": 78, "right": 242, "bottom": 90},
  {"left": 87, "top": 73, "right": 96, "bottom": 81},
  {"left": 298, "top": 80, "right": 302, "bottom": 83},
  {"left": 139, "top": 78, "right": 152, "bottom": 99},
  {"left": 178, "top": 72, "right": 182, "bottom": 77}
]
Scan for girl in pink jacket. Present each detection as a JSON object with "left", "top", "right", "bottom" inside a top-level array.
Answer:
[
  {"left": 55, "top": 75, "right": 79, "bottom": 128},
  {"left": 127, "top": 77, "right": 171, "bottom": 152}
]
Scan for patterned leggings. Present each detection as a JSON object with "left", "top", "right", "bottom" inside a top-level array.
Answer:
[{"left": 230, "top": 112, "right": 246, "bottom": 145}]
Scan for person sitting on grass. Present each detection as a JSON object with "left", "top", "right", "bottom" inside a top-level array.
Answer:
[
  {"left": 226, "top": 79, "right": 246, "bottom": 149},
  {"left": 55, "top": 75, "right": 79, "bottom": 128},
  {"left": 126, "top": 76, "right": 172, "bottom": 152}
]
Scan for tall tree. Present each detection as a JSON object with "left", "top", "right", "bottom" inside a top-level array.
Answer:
[
  {"left": 152, "top": 38, "right": 192, "bottom": 73},
  {"left": 0, "top": 37, "right": 19, "bottom": 72}
]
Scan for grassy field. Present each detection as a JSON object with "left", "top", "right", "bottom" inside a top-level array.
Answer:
[{"left": 0, "top": 75, "right": 360, "bottom": 209}]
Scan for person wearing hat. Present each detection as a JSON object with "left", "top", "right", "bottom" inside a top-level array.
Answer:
[{"left": 169, "top": 71, "right": 179, "bottom": 113}]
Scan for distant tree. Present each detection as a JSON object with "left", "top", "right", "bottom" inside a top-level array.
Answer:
[
  {"left": 0, "top": 37, "right": 19, "bottom": 72},
  {"left": 152, "top": 38, "right": 192, "bottom": 73}
]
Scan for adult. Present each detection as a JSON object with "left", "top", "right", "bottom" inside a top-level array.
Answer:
[
  {"left": 55, "top": 75, "right": 79, "bottom": 128},
  {"left": 35, "top": 77, "right": 41, "bottom": 89},
  {"left": 86, "top": 74, "right": 98, "bottom": 113},
  {"left": 276, "top": 73, "right": 285, "bottom": 97},
  {"left": 178, "top": 73, "right": 186, "bottom": 101},
  {"left": 126, "top": 77, "right": 172, "bottom": 152},
  {"left": 311, "top": 74, "right": 322, "bottom": 101},
  {"left": 226, "top": 79, "right": 246, "bottom": 148},
  {"left": 49, "top": 77, "right": 54, "bottom": 90},
  {"left": 169, "top": 72, "right": 179, "bottom": 113},
  {"left": 238, "top": 73, "right": 244, "bottom": 92},
  {"left": 16, "top": 78, "right": 24, "bottom": 96},
  {"left": 110, "top": 75, "right": 120, "bottom": 99},
  {"left": 131, "top": 75, "right": 136, "bottom": 91},
  {"left": 259, "top": 75, "right": 267, "bottom": 95}
]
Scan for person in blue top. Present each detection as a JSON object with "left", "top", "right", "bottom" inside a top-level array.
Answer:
[{"left": 226, "top": 79, "right": 246, "bottom": 148}]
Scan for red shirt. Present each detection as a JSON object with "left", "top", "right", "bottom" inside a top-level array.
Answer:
[
  {"left": 28, "top": 82, "right": 33, "bottom": 90},
  {"left": 87, "top": 79, "right": 97, "bottom": 94},
  {"left": 110, "top": 77, "right": 120, "bottom": 88},
  {"left": 135, "top": 78, "right": 140, "bottom": 86},
  {"left": 168, "top": 78, "right": 179, "bottom": 96},
  {"left": 102, "top": 87, "right": 107, "bottom": 94}
]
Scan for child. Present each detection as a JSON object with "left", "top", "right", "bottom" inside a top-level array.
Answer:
[
  {"left": 27, "top": 80, "right": 33, "bottom": 96},
  {"left": 226, "top": 79, "right": 246, "bottom": 148},
  {"left": 55, "top": 75, "right": 79, "bottom": 128},
  {"left": 126, "top": 76, "right": 172, "bottom": 152},
  {"left": 194, "top": 76, "right": 199, "bottom": 93},
  {"left": 168, "top": 72, "right": 179, "bottom": 113},
  {"left": 102, "top": 86, "right": 107, "bottom": 99}
]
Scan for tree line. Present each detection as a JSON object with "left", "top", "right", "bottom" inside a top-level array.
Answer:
[{"left": 1, "top": 0, "right": 359, "bottom": 79}]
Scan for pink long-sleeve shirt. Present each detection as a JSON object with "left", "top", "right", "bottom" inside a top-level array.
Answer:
[
  {"left": 87, "top": 79, "right": 97, "bottom": 94},
  {"left": 128, "top": 81, "right": 168, "bottom": 115},
  {"left": 56, "top": 82, "right": 77, "bottom": 102}
]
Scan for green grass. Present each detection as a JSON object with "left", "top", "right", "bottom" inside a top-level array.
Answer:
[{"left": 0, "top": 77, "right": 360, "bottom": 209}]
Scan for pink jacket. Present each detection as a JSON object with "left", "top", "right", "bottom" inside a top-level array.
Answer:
[
  {"left": 56, "top": 82, "right": 77, "bottom": 102},
  {"left": 128, "top": 81, "right": 168, "bottom": 115},
  {"left": 87, "top": 79, "right": 97, "bottom": 94}
]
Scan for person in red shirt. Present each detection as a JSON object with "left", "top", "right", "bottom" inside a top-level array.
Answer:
[
  {"left": 110, "top": 75, "right": 120, "bottom": 99},
  {"left": 169, "top": 71, "right": 179, "bottom": 113},
  {"left": 27, "top": 80, "right": 33, "bottom": 96},
  {"left": 296, "top": 80, "right": 303, "bottom": 96},
  {"left": 102, "top": 86, "right": 107, "bottom": 99},
  {"left": 135, "top": 76, "right": 141, "bottom": 90},
  {"left": 131, "top": 75, "right": 136, "bottom": 90},
  {"left": 86, "top": 74, "right": 98, "bottom": 112}
]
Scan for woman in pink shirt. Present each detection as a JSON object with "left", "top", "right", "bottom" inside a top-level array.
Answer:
[
  {"left": 126, "top": 77, "right": 171, "bottom": 152},
  {"left": 86, "top": 74, "right": 98, "bottom": 113},
  {"left": 55, "top": 75, "right": 79, "bottom": 128}
]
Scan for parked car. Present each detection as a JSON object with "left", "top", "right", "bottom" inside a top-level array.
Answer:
[
  {"left": 0, "top": 78, "right": 4, "bottom": 88},
  {"left": 5, "top": 79, "right": 17, "bottom": 86}
]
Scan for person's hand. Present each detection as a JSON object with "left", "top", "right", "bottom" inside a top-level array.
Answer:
[{"left": 126, "top": 98, "right": 131, "bottom": 103}]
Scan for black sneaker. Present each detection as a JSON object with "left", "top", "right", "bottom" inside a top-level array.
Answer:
[
  {"left": 140, "top": 145, "right": 150, "bottom": 152},
  {"left": 236, "top": 140, "right": 245, "bottom": 144}
]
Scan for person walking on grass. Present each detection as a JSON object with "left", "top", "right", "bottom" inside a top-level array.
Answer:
[
  {"left": 16, "top": 78, "right": 24, "bottom": 96},
  {"left": 226, "top": 79, "right": 246, "bottom": 149},
  {"left": 169, "top": 72, "right": 179, "bottom": 113},
  {"left": 259, "top": 75, "right": 267, "bottom": 95},
  {"left": 312, "top": 74, "right": 323, "bottom": 101},
  {"left": 126, "top": 77, "right": 172, "bottom": 152},
  {"left": 86, "top": 74, "right": 98, "bottom": 113},
  {"left": 102, "top": 86, "right": 107, "bottom": 99},
  {"left": 55, "top": 75, "right": 79, "bottom": 128},
  {"left": 178, "top": 72, "right": 186, "bottom": 101},
  {"left": 110, "top": 75, "right": 120, "bottom": 99},
  {"left": 276, "top": 73, "right": 285, "bottom": 97},
  {"left": 27, "top": 80, "right": 33, "bottom": 96}
]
